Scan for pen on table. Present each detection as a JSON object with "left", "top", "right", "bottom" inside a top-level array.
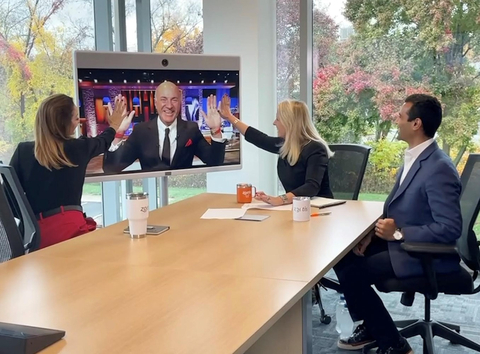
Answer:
[{"left": 311, "top": 212, "right": 331, "bottom": 217}]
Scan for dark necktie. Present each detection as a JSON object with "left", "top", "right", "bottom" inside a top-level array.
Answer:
[{"left": 162, "top": 128, "right": 170, "bottom": 165}]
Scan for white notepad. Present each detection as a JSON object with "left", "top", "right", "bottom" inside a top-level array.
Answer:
[
  {"left": 310, "top": 197, "right": 346, "bottom": 209},
  {"left": 201, "top": 208, "right": 247, "bottom": 219}
]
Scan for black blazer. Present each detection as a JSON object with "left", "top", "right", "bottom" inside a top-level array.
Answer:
[
  {"left": 10, "top": 128, "right": 115, "bottom": 214},
  {"left": 244, "top": 127, "right": 333, "bottom": 198},
  {"left": 103, "top": 118, "right": 226, "bottom": 173}
]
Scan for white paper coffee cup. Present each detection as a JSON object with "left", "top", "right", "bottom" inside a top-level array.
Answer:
[{"left": 292, "top": 197, "right": 311, "bottom": 222}]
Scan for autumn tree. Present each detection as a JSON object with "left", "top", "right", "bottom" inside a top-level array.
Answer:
[
  {"left": 313, "top": 34, "right": 432, "bottom": 143},
  {"left": 150, "top": 0, "right": 203, "bottom": 54},
  {"left": 276, "top": 0, "right": 339, "bottom": 100},
  {"left": 0, "top": 0, "right": 93, "bottom": 160}
]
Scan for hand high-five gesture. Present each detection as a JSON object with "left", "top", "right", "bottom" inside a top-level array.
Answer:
[
  {"left": 218, "top": 94, "right": 234, "bottom": 120},
  {"left": 200, "top": 94, "right": 222, "bottom": 131},
  {"left": 107, "top": 95, "right": 135, "bottom": 133}
]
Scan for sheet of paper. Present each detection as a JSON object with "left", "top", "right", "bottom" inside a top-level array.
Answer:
[
  {"left": 310, "top": 197, "right": 346, "bottom": 209},
  {"left": 242, "top": 202, "right": 292, "bottom": 211},
  {"left": 201, "top": 208, "right": 247, "bottom": 220}
]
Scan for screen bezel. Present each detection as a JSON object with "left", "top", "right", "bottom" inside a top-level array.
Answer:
[{"left": 73, "top": 50, "right": 241, "bottom": 183}]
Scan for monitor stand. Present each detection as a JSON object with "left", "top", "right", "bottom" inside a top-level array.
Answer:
[{"left": 0, "top": 322, "right": 65, "bottom": 354}]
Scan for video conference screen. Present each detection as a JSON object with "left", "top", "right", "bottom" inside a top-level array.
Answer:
[{"left": 74, "top": 51, "right": 241, "bottom": 182}]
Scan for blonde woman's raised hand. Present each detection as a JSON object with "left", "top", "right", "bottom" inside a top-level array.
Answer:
[{"left": 218, "top": 94, "right": 234, "bottom": 120}]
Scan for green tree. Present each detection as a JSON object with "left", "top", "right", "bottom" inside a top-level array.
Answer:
[{"left": 342, "top": 0, "right": 480, "bottom": 164}]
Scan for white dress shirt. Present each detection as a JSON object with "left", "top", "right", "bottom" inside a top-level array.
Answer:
[
  {"left": 400, "top": 138, "right": 435, "bottom": 185},
  {"left": 157, "top": 117, "right": 178, "bottom": 162},
  {"left": 108, "top": 116, "right": 225, "bottom": 157},
  {"left": 108, "top": 117, "right": 178, "bottom": 156}
]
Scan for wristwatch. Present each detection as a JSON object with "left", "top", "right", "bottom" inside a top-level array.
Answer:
[
  {"left": 279, "top": 194, "right": 289, "bottom": 204},
  {"left": 393, "top": 228, "right": 404, "bottom": 241}
]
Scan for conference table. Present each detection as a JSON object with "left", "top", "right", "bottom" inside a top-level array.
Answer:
[{"left": 0, "top": 193, "right": 383, "bottom": 354}]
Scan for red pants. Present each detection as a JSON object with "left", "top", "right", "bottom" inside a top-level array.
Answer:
[{"left": 38, "top": 210, "right": 97, "bottom": 249}]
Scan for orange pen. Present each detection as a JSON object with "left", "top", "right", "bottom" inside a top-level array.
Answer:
[{"left": 311, "top": 211, "right": 332, "bottom": 217}]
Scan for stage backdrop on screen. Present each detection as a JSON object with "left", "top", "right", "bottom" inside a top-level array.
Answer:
[{"left": 73, "top": 50, "right": 241, "bottom": 182}]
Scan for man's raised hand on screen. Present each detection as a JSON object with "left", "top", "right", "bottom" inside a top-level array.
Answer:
[{"left": 200, "top": 94, "right": 222, "bottom": 133}]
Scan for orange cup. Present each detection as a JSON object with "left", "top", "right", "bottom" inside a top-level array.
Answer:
[{"left": 236, "top": 183, "right": 256, "bottom": 203}]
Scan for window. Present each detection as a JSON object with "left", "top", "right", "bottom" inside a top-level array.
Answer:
[
  {"left": 0, "top": 0, "right": 95, "bottom": 164},
  {"left": 277, "top": 0, "right": 301, "bottom": 102},
  {"left": 151, "top": 0, "right": 205, "bottom": 204},
  {"left": 311, "top": 0, "right": 480, "bottom": 209}
]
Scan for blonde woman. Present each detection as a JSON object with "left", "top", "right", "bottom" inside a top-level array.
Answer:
[
  {"left": 10, "top": 93, "right": 131, "bottom": 249},
  {"left": 218, "top": 95, "right": 333, "bottom": 206}
]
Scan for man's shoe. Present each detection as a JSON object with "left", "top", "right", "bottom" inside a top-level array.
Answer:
[
  {"left": 376, "top": 337, "right": 413, "bottom": 354},
  {"left": 337, "top": 323, "right": 375, "bottom": 350}
]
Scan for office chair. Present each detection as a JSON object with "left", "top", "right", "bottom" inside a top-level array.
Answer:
[
  {"left": 0, "top": 173, "right": 26, "bottom": 263},
  {"left": 0, "top": 164, "right": 40, "bottom": 252},
  {"left": 327, "top": 144, "right": 372, "bottom": 200},
  {"left": 362, "top": 153, "right": 480, "bottom": 354},
  {"left": 313, "top": 144, "right": 371, "bottom": 324}
]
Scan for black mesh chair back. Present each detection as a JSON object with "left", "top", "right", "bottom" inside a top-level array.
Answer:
[
  {"left": 0, "top": 164, "right": 40, "bottom": 252},
  {"left": 457, "top": 153, "right": 480, "bottom": 272},
  {"left": 328, "top": 144, "right": 371, "bottom": 200},
  {"left": 0, "top": 177, "right": 25, "bottom": 263}
]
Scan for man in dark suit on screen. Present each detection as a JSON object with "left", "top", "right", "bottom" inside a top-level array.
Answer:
[
  {"left": 103, "top": 81, "right": 226, "bottom": 173},
  {"left": 334, "top": 94, "right": 462, "bottom": 354}
]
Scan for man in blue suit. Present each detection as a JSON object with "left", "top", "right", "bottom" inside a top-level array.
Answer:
[{"left": 335, "top": 94, "right": 462, "bottom": 354}]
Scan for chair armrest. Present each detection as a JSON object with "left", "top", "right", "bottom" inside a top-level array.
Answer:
[
  {"left": 399, "top": 242, "right": 458, "bottom": 300},
  {"left": 400, "top": 242, "right": 457, "bottom": 255}
]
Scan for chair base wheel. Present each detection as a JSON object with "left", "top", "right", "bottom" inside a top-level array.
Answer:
[
  {"left": 320, "top": 314, "right": 331, "bottom": 324},
  {"left": 362, "top": 319, "right": 480, "bottom": 354}
]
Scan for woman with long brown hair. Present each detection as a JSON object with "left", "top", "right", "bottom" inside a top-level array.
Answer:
[{"left": 10, "top": 93, "right": 130, "bottom": 249}]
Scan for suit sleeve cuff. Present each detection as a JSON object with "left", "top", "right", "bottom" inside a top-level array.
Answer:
[
  {"left": 211, "top": 136, "right": 227, "bottom": 143},
  {"left": 108, "top": 141, "right": 123, "bottom": 152}
]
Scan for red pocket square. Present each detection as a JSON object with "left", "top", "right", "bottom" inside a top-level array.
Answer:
[{"left": 185, "top": 139, "right": 193, "bottom": 147}]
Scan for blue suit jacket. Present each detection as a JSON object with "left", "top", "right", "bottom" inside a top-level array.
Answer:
[{"left": 384, "top": 141, "right": 462, "bottom": 278}]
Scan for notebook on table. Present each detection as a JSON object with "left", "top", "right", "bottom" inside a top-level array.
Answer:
[{"left": 310, "top": 197, "right": 346, "bottom": 209}]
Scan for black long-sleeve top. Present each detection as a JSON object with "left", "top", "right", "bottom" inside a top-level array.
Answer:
[
  {"left": 244, "top": 127, "right": 333, "bottom": 198},
  {"left": 9, "top": 128, "right": 116, "bottom": 215}
]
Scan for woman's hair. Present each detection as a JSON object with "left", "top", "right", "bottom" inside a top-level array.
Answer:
[
  {"left": 277, "top": 99, "right": 333, "bottom": 166},
  {"left": 34, "top": 94, "right": 77, "bottom": 170}
]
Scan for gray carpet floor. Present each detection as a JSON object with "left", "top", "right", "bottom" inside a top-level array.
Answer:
[{"left": 312, "top": 270, "right": 480, "bottom": 353}]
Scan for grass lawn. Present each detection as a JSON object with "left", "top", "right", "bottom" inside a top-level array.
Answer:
[
  {"left": 358, "top": 193, "right": 388, "bottom": 202},
  {"left": 83, "top": 183, "right": 205, "bottom": 203}
]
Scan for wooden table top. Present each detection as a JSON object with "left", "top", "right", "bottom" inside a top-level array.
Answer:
[
  {"left": 0, "top": 256, "right": 306, "bottom": 354},
  {"left": 0, "top": 193, "right": 384, "bottom": 353},
  {"left": 34, "top": 193, "right": 384, "bottom": 286}
]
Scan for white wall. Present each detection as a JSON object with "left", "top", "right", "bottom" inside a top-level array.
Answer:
[{"left": 203, "top": 0, "right": 278, "bottom": 196}]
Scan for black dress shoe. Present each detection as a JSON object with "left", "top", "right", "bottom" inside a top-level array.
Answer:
[
  {"left": 337, "top": 323, "right": 375, "bottom": 350},
  {"left": 376, "top": 337, "right": 413, "bottom": 354}
]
